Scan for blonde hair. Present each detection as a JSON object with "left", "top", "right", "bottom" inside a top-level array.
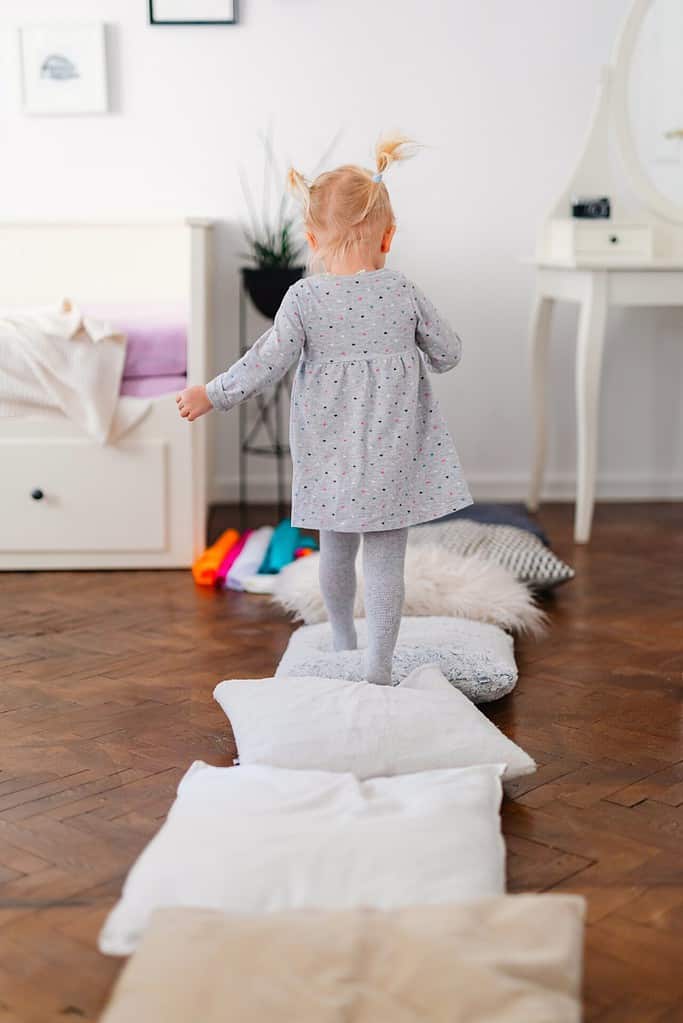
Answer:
[{"left": 288, "top": 134, "right": 415, "bottom": 265}]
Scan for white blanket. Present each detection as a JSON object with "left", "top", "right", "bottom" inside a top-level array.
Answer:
[{"left": 0, "top": 299, "right": 150, "bottom": 443}]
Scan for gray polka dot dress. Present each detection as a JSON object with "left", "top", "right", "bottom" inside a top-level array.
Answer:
[{"left": 206, "top": 268, "right": 472, "bottom": 532}]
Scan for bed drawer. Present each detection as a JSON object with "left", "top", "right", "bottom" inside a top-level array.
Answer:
[{"left": 0, "top": 439, "right": 167, "bottom": 552}]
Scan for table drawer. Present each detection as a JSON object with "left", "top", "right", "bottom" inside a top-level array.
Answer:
[
  {"left": 0, "top": 439, "right": 167, "bottom": 552},
  {"left": 545, "top": 219, "right": 654, "bottom": 264},
  {"left": 575, "top": 225, "right": 652, "bottom": 257}
]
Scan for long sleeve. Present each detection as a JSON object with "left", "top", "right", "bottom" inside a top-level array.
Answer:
[
  {"left": 206, "top": 285, "right": 305, "bottom": 411},
  {"left": 410, "top": 281, "right": 462, "bottom": 374}
]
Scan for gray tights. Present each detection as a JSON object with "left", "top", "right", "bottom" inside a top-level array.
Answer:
[{"left": 318, "top": 528, "right": 408, "bottom": 685}]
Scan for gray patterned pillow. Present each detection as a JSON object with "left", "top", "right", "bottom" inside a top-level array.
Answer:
[
  {"left": 410, "top": 521, "right": 574, "bottom": 590},
  {"left": 276, "top": 616, "right": 518, "bottom": 703}
]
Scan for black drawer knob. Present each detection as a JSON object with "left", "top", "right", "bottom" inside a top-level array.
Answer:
[
  {"left": 31, "top": 488, "right": 44, "bottom": 501},
  {"left": 609, "top": 234, "right": 619, "bottom": 244}
]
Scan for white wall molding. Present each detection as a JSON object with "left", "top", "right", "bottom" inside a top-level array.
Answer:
[
  {"left": 210, "top": 472, "right": 683, "bottom": 505},
  {"left": 466, "top": 473, "right": 683, "bottom": 501}
]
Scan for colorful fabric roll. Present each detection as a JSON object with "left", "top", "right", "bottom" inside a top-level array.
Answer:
[
  {"left": 215, "top": 530, "right": 252, "bottom": 586},
  {"left": 225, "top": 527, "right": 275, "bottom": 591},
  {"left": 259, "top": 519, "right": 318, "bottom": 574},
  {"left": 192, "top": 529, "right": 240, "bottom": 587},
  {"left": 296, "top": 537, "right": 318, "bottom": 555}
]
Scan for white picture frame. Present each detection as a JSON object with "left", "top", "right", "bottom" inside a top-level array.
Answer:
[{"left": 19, "top": 23, "right": 108, "bottom": 116}]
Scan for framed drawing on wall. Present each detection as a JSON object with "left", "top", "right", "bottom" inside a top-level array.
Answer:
[
  {"left": 19, "top": 22, "right": 108, "bottom": 116},
  {"left": 149, "top": 1, "right": 238, "bottom": 25}
]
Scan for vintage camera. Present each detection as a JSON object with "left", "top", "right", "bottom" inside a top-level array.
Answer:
[{"left": 571, "top": 196, "right": 611, "bottom": 219}]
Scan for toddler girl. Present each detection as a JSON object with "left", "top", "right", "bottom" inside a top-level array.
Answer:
[{"left": 177, "top": 135, "right": 472, "bottom": 684}]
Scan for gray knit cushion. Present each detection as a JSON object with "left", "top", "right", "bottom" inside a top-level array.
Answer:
[
  {"left": 410, "top": 521, "right": 574, "bottom": 590},
  {"left": 276, "top": 616, "right": 517, "bottom": 704}
]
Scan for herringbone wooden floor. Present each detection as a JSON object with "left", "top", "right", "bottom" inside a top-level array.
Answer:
[{"left": 1, "top": 503, "right": 681, "bottom": 1022}]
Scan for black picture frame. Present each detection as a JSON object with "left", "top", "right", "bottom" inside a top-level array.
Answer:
[{"left": 149, "top": 1, "right": 238, "bottom": 25}]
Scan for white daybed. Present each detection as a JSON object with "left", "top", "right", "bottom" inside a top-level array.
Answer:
[{"left": 0, "top": 219, "right": 212, "bottom": 569}]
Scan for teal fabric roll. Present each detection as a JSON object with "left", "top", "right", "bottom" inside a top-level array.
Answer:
[{"left": 258, "top": 519, "right": 317, "bottom": 574}]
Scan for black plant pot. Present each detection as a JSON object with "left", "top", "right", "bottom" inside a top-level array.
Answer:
[{"left": 241, "top": 266, "right": 305, "bottom": 320}]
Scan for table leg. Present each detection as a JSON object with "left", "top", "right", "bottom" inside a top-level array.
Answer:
[
  {"left": 575, "top": 272, "right": 608, "bottom": 543},
  {"left": 527, "top": 292, "right": 555, "bottom": 512}
]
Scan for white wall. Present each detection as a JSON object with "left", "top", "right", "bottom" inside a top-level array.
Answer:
[{"left": 2, "top": 0, "right": 682, "bottom": 502}]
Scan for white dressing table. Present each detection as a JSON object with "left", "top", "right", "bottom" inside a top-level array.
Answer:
[
  {"left": 528, "top": 260, "right": 683, "bottom": 543},
  {"left": 527, "top": 0, "right": 683, "bottom": 542}
]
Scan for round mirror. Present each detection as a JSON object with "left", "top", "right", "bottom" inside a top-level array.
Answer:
[{"left": 614, "top": 0, "right": 683, "bottom": 222}]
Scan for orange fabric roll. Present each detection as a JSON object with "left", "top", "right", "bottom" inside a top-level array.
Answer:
[{"left": 192, "top": 529, "right": 240, "bottom": 586}]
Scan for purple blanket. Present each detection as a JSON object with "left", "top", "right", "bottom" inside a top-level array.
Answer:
[{"left": 84, "top": 304, "right": 188, "bottom": 378}]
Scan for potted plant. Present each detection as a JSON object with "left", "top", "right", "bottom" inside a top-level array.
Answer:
[{"left": 240, "top": 133, "right": 306, "bottom": 320}]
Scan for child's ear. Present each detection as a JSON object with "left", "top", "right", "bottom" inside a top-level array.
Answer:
[
  {"left": 381, "top": 224, "right": 396, "bottom": 254},
  {"left": 306, "top": 231, "right": 318, "bottom": 251}
]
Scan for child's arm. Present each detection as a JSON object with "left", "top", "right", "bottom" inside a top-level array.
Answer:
[
  {"left": 176, "top": 285, "right": 305, "bottom": 421},
  {"left": 410, "top": 281, "right": 462, "bottom": 373}
]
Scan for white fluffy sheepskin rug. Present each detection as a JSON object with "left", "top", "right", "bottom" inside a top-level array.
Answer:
[{"left": 271, "top": 544, "right": 546, "bottom": 636}]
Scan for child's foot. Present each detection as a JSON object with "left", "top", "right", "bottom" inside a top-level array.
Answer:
[{"left": 365, "top": 660, "right": 393, "bottom": 686}]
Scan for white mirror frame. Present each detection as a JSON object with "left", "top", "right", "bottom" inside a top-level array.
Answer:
[{"left": 611, "top": 0, "right": 683, "bottom": 225}]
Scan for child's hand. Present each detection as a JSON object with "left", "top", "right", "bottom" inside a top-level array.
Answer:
[{"left": 176, "top": 385, "right": 213, "bottom": 421}]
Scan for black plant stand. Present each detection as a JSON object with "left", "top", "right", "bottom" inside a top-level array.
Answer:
[{"left": 238, "top": 277, "right": 291, "bottom": 531}]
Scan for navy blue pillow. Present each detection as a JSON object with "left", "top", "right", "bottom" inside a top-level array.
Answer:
[{"left": 428, "top": 503, "right": 549, "bottom": 545}]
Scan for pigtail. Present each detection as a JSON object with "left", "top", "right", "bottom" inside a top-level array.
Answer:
[
  {"left": 287, "top": 167, "right": 311, "bottom": 216},
  {"left": 356, "top": 133, "right": 416, "bottom": 221},
  {"left": 349, "top": 134, "right": 414, "bottom": 224},
  {"left": 374, "top": 134, "right": 416, "bottom": 175}
]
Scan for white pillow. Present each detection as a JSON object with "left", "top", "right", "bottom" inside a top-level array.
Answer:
[
  {"left": 276, "top": 616, "right": 518, "bottom": 703},
  {"left": 99, "top": 761, "right": 506, "bottom": 956},
  {"left": 214, "top": 664, "right": 536, "bottom": 781}
]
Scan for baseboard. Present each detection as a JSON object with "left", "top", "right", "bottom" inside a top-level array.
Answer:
[
  {"left": 464, "top": 472, "right": 683, "bottom": 501},
  {"left": 210, "top": 475, "right": 292, "bottom": 504},
  {"left": 210, "top": 472, "right": 683, "bottom": 504}
]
